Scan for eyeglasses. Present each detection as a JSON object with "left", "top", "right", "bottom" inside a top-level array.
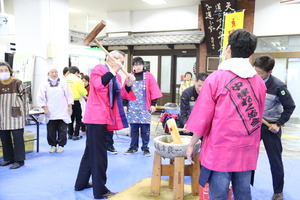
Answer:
[{"left": 113, "top": 57, "right": 125, "bottom": 65}]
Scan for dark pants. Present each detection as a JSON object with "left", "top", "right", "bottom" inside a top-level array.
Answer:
[
  {"left": 105, "top": 130, "right": 114, "bottom": 149},
  {"left": 47, "top": 120, "right": 67, "bottom": 147},
  {"left": 81, "top": 122, "right": 86, "bottom": 132},
  {"left": 261, "top": 124, "right": 284, "bottom": 193},
  {"left": 0, "top": 129, "right": 25, "bottom": 162},
  {"left": 68, "top": 100, "right": 82, "bottom": 137},
  {"left": 129, "top": 123, "right": 150, "bottom": 151},
  {"left": 75, "top": 124, "right": 109, "bottom": 199}
]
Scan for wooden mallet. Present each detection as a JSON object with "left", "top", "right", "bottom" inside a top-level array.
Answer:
[
  {"left": 262, "top": 118, "right": 271, "bottom": 127},
  {"left": 166, "top": 118, "right": 183, "bottom": 144},
  {"left": 83, "top": 20, "right": 130, "bottom": 76}
]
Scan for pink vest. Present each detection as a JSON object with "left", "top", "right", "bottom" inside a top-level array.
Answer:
[{"left": 144, "top": 72, "right": 163, "bottom": 110}]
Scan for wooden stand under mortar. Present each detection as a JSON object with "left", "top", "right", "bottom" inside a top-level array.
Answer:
[{"left": 150, "top": 151, "right": 200, "bottom": 200}]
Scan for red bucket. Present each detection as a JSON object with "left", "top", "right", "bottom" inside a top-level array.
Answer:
[{"left": 199, "top": 183, "right": 234, "bottom": 200}]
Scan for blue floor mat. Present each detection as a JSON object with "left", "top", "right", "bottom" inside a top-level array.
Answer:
[{"left": 0, "top": 124, "right": 300, "bottom": 200}]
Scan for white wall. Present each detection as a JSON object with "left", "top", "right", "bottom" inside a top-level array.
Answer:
[
  {"left": 107, "top": 5, "right": 198, "bottom": 33},
  {"left": 0, "top": 35, "right": 15, "bottom": 60},
  {"left": 69, "top": 12, "right": 108, "bottom": 35},
  {"left": 14, "top": 0, "right": 69, "bottom": 106},
  {"left": 254, "top": 0, "right": 300, "bottom": 36},
  {"left": 107, "top": 11, "right": 132, "bottom": 32}
]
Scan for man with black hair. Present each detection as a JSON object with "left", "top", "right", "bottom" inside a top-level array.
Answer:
[
  {"left": 63, "top": 67, "right": 70, "bottom": 77},
  {"left": 65, "top": 66, "right": 87, "bottom": 140},
  {"left": 185, "top": 29, "right": 266, "bottom": 199},
  {"left": 254, "top": 55, "right": 295, "bottom": 200},
  {"left": 179, "top": 72, "right": 208, "bottom": 135}
]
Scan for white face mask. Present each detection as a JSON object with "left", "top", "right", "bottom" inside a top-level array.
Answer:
[
  {"left": 0, "top": 72, "right": 11, "bottom": 81},
  {"left": 49, "top": 77, "right": 58, "bottom": 81}
]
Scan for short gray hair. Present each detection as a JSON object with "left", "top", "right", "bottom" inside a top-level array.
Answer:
[{"left": 107, "top": 50, "right": 125, "bottom": 61}]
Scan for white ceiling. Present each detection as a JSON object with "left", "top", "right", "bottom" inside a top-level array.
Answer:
[
  {"left": 4, "top": 0, "right": 299, "bottom": 52},
  {"left": 3, "top": 0, "right": 200, "bottom": 32},
  {"left": 69, "top": 0, "right": 200, "bottom": 32},
  {"left": 69, "top": 0, "right": 200, "bottom": 15}
]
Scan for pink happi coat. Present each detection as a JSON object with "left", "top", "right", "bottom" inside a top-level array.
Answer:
[
  {"left": 84, "top": 64, "right": 136, "bottom": 131},
  {"left": 186, "top": 58, "right": 266, "bottom": 172},
  {"left": 144, "top": 72, "right": 163, "bottom": 110}
]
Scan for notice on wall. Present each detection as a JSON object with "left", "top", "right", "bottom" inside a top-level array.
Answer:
[
  {"left": 13, "top": 53, "right": 35, "bottom": 103},
  {"left": 13, "top": 53, "right": 35, "bottom": 82}
]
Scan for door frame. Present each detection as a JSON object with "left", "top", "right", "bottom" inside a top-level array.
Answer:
[{"left": 131, "top": 48, "right": 198, "bottom": 105}]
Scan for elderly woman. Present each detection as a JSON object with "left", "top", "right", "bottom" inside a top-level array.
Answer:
[
  {"left": 36, "top": 67, "right": 73, "bottom": 153},
  {"left": 0, "top": 61, "right": 29, "bottom": 169}
]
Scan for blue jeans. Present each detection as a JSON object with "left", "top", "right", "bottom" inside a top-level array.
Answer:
[{"left": 209, "top": 170, "right": 252, "bottom": 200}]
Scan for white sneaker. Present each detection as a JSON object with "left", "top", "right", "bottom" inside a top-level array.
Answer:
[
  {"left": 49, "top": 146, "right": 56, "bottom": 153},
  {"left": 56, "top": 146, "right": 64, "bottom": 153}
]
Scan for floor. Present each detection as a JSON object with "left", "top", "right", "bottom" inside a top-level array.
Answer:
[{"left": 0, "top": 114, "right": 300, "bottom": 200}]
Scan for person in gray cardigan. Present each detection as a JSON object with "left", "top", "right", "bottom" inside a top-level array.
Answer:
[{"left": 254, "top": 55, "right": 296, "bottom": 200}]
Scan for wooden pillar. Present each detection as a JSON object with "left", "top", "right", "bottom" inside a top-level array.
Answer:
[
  {"left": 169, "top": 159, "right": 174, "bottom": 188},
  {"left": 173, "top": 157, "right": 185, "bottom": 200},
  {"left": 191, "top": 153, "right": 200, "bottom": 196},
  {"left": 150, "top": 152, "right": 162, "bottom": 196}
]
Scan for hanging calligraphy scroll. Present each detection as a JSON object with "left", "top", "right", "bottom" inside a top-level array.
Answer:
[{"left": 201, "top": 0, "right": 237, "bottom": 55}]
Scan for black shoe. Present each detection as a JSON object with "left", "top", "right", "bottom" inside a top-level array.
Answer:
[
  {"left": 0, "top": 160, "right": 13, "bottom": 166},
  {"left": 68, "top": 135, "right": 72, "bottom": 139},
  {"left": 75, "top": 182, "right": 93, "bottom": 191},
  {"left": 9, "top": 161, "right": 24, "bottom": 169},
  {"left": 143, "top": 149, "right": 151, "bottom": 157},
  {"left": 72, "top": 135, "right": 82, "bottom": 140},
  {"left": 102, "top": 190, "right": 117, "bottom": 199},
  {"left": 272, "top": 193, "right": 283, "bottom": 200},
  {"left": 107, "top": 146, "right": 118, "bottom": 155},
  {"left": 124, "top": 148, "right": 138, "bottom": 155}
]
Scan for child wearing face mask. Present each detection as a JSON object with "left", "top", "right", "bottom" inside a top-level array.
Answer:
[{"left": 0, "top": 61, "right": 29, "bottom": 169}]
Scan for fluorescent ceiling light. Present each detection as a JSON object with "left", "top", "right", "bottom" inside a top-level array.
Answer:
[
  {"left": 69, "top": 8, "right": 82, "bottom": 13},
  {"left": 142, "top": 0, "right": 167, "bottom": 5}
]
